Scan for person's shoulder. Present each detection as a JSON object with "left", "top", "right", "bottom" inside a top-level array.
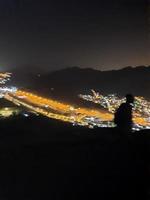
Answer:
[
  {"left": 121, "top": 103, "right": 132, "bottom": 111},
  {"left": 119, "top": 103, "right": 126, "bottom": 108},
  {"left": 118, "top": 103, "right": 131, "bottom": 111}
]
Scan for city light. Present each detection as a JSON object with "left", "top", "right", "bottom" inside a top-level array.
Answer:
[
  {"left": 79, "top": 90, "right": 150, "bottom": 129},
  {"left": 0, "top": 71, "right": 149, "bottom": 130}
]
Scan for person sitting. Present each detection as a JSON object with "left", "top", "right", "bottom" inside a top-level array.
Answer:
[{"left": 114, "top": 94, "right": 134, "bottom": 133}]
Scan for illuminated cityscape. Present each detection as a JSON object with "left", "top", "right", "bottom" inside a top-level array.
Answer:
[
  {"left": 79, "top": 90, "right": 150, "bottom": 130},
  {"left": 0, "top": 72, "right": 149, "bottom": 130},
  {"left": 4, "top": 90, "right": 113, "bottom": 128}
]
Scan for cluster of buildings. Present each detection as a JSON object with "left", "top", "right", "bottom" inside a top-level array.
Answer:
[
  {"left": 79, "top": 90, "right": 150, "bottom": 130},
  {"left": 0, "top": 72, "right": 19, "bottom": 118},
  {"left": 0, "top": 72, "right": 150, "bottom": 131},
  {"left": 0, "top": 72, "right": 17, "bottom": 96}
]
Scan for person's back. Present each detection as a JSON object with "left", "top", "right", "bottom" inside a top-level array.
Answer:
[{"left": 114, "top": 94, "right": 134, "bottom": 133}]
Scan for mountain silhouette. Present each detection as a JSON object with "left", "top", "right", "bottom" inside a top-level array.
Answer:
[{"left": 9, "top": 65, "right": 150, "bottom": 103}]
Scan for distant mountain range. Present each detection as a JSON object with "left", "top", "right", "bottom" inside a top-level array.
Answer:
[{"left": 9, "top": 66, "right": 150, "bottom": 102}]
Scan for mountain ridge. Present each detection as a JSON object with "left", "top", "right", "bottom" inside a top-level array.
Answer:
[{"left": 8, "top": 65, "right": 150, "bottom": 102}]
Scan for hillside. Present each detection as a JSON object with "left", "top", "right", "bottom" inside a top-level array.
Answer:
[
  {"left": 8, "top": 66, "right": 150, "bottom": 103},
  {"left": 0, "top": 115, "right": 148, "bottom": 199}
]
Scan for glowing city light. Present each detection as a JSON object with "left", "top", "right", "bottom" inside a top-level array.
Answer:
[{"left": 0, "top": 71, "right": 149, "bottom": 130}]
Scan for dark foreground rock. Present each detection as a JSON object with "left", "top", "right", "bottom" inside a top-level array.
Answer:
[{"left": 0, "top": 116, "right": 149, "bottom": 199}]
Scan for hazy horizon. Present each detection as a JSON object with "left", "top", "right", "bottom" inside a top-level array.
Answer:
[{"left": 0, "top": 0, "right": 148, "bottom": 72}]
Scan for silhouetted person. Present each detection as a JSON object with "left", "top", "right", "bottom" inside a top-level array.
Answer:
[{"left": 114, "top": 94, "right": 134, "bottom": 133}]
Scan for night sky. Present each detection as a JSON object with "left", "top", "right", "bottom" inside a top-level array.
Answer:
[{"left": 0, "top": 0, "right": 149, "bottom": 72}]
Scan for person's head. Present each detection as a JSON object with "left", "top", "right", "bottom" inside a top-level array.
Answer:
[{"left": 125, "top": 94, "right": 134, "bottom": 104}]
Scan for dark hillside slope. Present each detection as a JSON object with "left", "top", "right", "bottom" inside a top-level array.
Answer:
[
  {"left": 0, "top": 116, "right": 148, "bottom": 199},
  {"left": 9, "top": 66, "right": 150, "bottom": 102}
]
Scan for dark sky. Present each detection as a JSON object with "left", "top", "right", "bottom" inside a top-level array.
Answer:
[{"left": 0, "top": 0, "right": 149, "bottom": 72}]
